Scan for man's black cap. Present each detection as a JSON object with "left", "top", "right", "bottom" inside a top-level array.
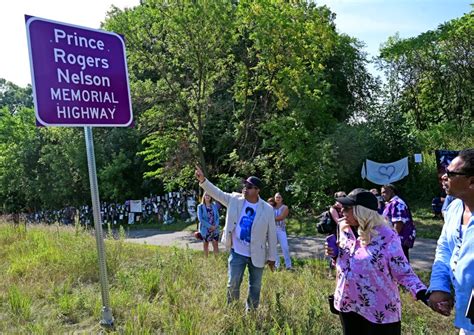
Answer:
[
  {"left": 245, "top": 176, "right": 263, "bottom": 189},
  {"left": 335, "top": 188, "right": 378, "bottom": 211}
]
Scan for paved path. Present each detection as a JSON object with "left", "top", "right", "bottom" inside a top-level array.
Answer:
[{"left": 126, "top": 230, "right": 437, "bottom": 272}]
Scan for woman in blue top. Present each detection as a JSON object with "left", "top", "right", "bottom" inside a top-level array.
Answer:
[{"left": 197, "top": 192, "right": 220, "bottom": 257}]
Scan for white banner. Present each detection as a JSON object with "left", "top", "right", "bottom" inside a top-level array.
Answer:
[{"left": 361, "top": 157, "right": 409, "bottom": 185}]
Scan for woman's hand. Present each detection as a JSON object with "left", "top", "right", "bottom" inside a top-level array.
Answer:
[
  {"left": 325, "top": 242, "right": 339, "bottom": 258},
  {"left": 338, "top": 218, "right": 351, "bottom": 232},
  {"left": 324, "top": 242, "right": 336, "bottom": 257}
]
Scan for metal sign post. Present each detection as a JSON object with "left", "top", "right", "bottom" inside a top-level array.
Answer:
[
  {"left": 26, "top": 15, "right": 133, "bottom": 327},
  {"left": 84, "top": 126, "right": 113, "bottom": 326}
]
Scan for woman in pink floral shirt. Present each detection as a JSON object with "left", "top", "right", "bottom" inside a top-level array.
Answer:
[{"left": 328, "top": 188, "right": 428, "bottom": 335}]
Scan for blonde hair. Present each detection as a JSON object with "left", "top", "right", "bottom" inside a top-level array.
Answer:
[
  {"left": 201, "top": 192, "right": 213, "bottom": 205},
  {"left": 353, "top": 205, "right": 392, "bottom": 246}
]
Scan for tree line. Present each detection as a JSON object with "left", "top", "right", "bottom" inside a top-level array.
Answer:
[{"left": 1, "top": 0, "right": 472, "bottom": 215}]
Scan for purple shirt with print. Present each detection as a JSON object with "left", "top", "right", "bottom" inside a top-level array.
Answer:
[
  {"left": 334, "top": 224, "right": 426, "bottom": 324},
  {"left": 383, "top": 196, "right": 416, "bottom": 248}
]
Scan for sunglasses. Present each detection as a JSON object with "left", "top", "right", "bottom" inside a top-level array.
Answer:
[
  {"left": 342, "top": 206, "right": 353, "bottom": 211},
  {"left": 244, "top": 184, "right": 257, "bottom": 190},
  {"left": 445, "top": 169, "right": 468, "bottom": 178}
]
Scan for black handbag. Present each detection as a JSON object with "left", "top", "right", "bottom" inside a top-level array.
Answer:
[
  {"left": 317, "top": 210, "right": 337, "bottom": 235},
  {"left": 328, "top": 294, "right": 339, "bottom": 315}
]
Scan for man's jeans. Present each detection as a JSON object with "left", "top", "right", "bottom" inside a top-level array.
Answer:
[{"left": 227, "top": 249, "right": 264, "bottom": 309}]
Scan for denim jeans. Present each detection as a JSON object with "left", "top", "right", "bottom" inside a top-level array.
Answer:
[
  {"left": 227, "top": 249, "right": 264, "bottom": 309},
  {"left": 275, "top": 228, "right": 292, "bottom": 269}
]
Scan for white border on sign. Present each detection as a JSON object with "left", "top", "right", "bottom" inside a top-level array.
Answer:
[{"left": 25, "top": 15, "right": 133, "bottom": 127}]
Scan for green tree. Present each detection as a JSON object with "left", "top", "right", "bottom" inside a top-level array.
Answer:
[
  {"left": 228, "top": 1, "right": 375, "bottom": 207},
  {"left": 104, "top": 0, "right": 236, "bottom": 189},
  {"left": 0, "top": 107, "right": 41, "bottom": 212},
  {"left": 378, "top": 11, "right": 473, "bottom": 130},
  {"left": 103, "top": 0, "right": 375, "bottom": 209},
  {"left": 0, "top": 79, "right": 33, "bottom": 113},
  {"left": 0, "top": 78, "right": 151, "bottom": 211}
]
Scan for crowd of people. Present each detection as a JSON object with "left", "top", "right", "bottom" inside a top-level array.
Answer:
[{"left": 195, "top": 148, "right": 473, "bottom": 335}]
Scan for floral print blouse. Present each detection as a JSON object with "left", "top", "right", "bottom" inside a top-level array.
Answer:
[{"left": 334, "top": 224, "right": 426, "bottom": 324}]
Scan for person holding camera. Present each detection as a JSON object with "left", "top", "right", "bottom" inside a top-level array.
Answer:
[
  {"left": 326, "top": 188, "right": 428, "bottom": 335},
  {"left": 324, "top": 191, "right": 346, "bottom": 271},
  {"left": 329, "top": 191, "right": 346, "bottom": 224}
]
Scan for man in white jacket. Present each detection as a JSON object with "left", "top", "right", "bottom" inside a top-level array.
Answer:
[{"left": 195, "top": 167, "right": 277, "bottom": 309}]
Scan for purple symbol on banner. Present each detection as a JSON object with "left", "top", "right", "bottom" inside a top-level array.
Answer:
[
  {"left": 25, "top": 16, "right": 133, "bottom": 127},
  {"left": 378, "top": 165, "right": 395, "bottom": 179}
]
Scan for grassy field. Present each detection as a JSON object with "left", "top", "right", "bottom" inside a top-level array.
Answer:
[
  {"left": 0, "top": 223, "right": 455, "bottom": 334},
  {"left": 410, "top": 207, "right": 445, "bottom": 240}
]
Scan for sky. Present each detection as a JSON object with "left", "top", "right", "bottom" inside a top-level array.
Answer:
[
  {"left": 1, "top": 0, "right": 140, "bottom": 88},
  {"left": 318, "top": 0, "right": 472, "bottom": 62},
  {"left": 1, "top": 0, "right": 471, "bottom": 87}
]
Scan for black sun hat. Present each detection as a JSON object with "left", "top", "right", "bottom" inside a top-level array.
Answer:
[
  {"left": 335, "top": 188, "right": 378, "bottom": 211},
  {"left": 244, "top": 176, "right": 263, "bottom": 189}
]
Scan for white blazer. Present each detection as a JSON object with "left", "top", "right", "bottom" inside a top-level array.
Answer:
[{"left": 200, "top": 179, "right": 277, "bottom": 267}]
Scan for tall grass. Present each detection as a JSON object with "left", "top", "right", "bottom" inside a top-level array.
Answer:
[
  {"left": 7, "top": 285, "right": 31, "bottom": 320},
  {"left": 0, "top": 223, "right": 456, "bottom": 334}
]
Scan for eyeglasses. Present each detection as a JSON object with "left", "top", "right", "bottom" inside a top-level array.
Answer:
[{"left": 445, "top": 169, "right": 468, "bottom": 178}]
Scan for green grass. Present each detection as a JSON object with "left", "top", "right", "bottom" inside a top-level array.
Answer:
[
  {"left": 411, "top": 206, "right": 445, "bottom": 240},
  {"left": 285, "top": 216, "right": 317, "bottom": 237},
  {"left": 0, "top": 222, "right": 456, "bottom": 334}
]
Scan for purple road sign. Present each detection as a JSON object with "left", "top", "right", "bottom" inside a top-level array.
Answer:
[{"left": 26, "top": 16, "right": 133, "bottom": 127}]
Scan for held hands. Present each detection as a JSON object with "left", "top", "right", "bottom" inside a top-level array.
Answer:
[
  {"left": 427, "top": 291, "right": 454, "bottom": 316},
  {"left": 267, "top": 260, "right": 276, "bottom": 272},
  {"left": 416, "top": 289, "right": 429, "bottom": 305},
  {"left": 195, "top": 166, "right": 206, "bottom": 183}
]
